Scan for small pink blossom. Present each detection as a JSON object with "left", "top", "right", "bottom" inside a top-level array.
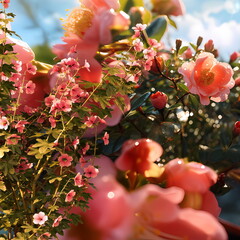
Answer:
[
  {"left": 58, "top": 153, "right": 73, "bottom": 167},
  {"left": 84, "top": 115, "right": 98, "bottom": 127},
  {"left": 82, "top": 143, "right": 90, "bottom": 155},
  {"left": 15, "top": 158, "right": 33, "bottom": 172},
  {"left": 143, "top": 48, "right": 156, "bottom": 60},
  {"left": 84, "top": 165, "right": 99, "bottom": 178},
  {"left": 144, "top": 59, "right": 153, "bottom": 71},
  {"left": 33, "top": 212, "right": 48, "bottom": 225},
  {"left": 6, "top": 134, "right": 21, "bottom": 145},
  {"left": 83, "top": 59, "right": 90, "bottom": 71},
  {"left": 52, "top": 216, "right": 63, "bottom": 227},
  {"left": 74, "top": 172, "right": 83, "bottom": 187},
  {"left": 72, "top": 136, "right": 79, "bottom": 149},
  {"left": 102, "top": 132, "right": 109, "bottom": 145},
  {"left": 14, "top": 120, "right": 29, "bottom": 133},
  {"left": 132, "top": 38, "right": 144, "bottom": 52},
  {"left": 0, "top": 116, "right": 9, "bottom": 130},
  {"left": 38, "top": 232, "right": 51, "bottom": 240},
  {"left": 26, "top": 63, "right": 37, "bottom": 75},
  {"left": 44, "top": 95, "right": 55, "bottom": 107},
  {"left": 61, "top": 57, "right": 80, "bottom": 71},
  {"left": 65, "top": 189, "right": 76, "bottom": 202},
  {"left": 132, "top": 23, "right": 147, "bottom": 38},
  {"left": 49, "top": 116, "right": 56, "bottom": 128},
  {"left": 79, "top": 156, "right": 87, "bottom": 167}
]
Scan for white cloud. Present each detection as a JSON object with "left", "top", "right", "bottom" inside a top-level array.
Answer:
[{"left": 169, "top": 11, "right": 240, "bottom": 60}]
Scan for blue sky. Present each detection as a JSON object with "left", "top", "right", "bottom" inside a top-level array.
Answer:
[{"left": 7, "top": 0, "right": 240, "bottom": 60}]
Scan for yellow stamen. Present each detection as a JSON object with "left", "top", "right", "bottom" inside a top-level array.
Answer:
[
  {"left": 199, "top": 69, "right": 215, "bottom": 86},
  {"left": 63, "top": 7, "right": 94, "bottom": 38}
]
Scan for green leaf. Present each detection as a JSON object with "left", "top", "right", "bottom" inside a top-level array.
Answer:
[
  {"left": 188, "top": 94, "right": 199, "bottom": 111},
  {"left": 178, "top": 46, "right": 189, "bottom": 55},
  {"left": 130, "top": 92, "right": 151, "bottom": 111},
  {"left": 167, "top": 16, "right": 177, "bottom": 29},
  {"left": 167, "top": 103, "right": 181, "bottom": 111},
  {"left": 177, "top": 83, "right": 189, "bottom": 93},
  {"left": 146, "top": 16, "right": 168, "bottom": 41},
  {"left": 190, "top": 43, "right": 197, "bottom": 51}
]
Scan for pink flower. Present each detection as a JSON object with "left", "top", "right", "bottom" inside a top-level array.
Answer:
[
  {"left": 25, "top": 80, "right": 36, "bottom": 94},
  {"left": 115, "top": 138, "right": 163, "bottom": 174},
  {"left": 84, "top": 115, "right": 98, "bottom": 127},
  {"left": 178, "top": 52, "right": 235, "bottom": 105},
  {"left": 58, "top": 176, "right": 133, "bottom": 240},
  {"left": 38, "top": 232, "right": 51, "bottom": 240},
  {"left": 156, "top": 208, "right": 227, "bottom": 240},
  {"left": 82, "top": 143, "right": 90, "bottom": 155},
  {"left": 130, "top": 184, "right": 227, "bottom": 240},
  {"left": 74, "top": 172, "right": 83, "bottom": 187},
  {"left": 0, "top": 116, "right": 9, "bottom": 130},
  {"left": 65, "top": 190, "right": 76, "bottom": 202},
  {"left": 1, "top": 0, "right": 10, "bottom": 8},
  {"left": 15, "top": 159, "right": 33, "bottom": 172},
  {"left": 72, "top": 136, "right": 79, "bottom": 149},
  {"left": 6, "top": 134, "right": 21, "bottom": 145},
  {"left": 132, "top": 38, "right": 144, "bottom": 52},
  {"left": 26, "top": 63, "right": 37, "bottom": 75},
  {"left": 58, "top": 153, "right": 73, "bottom": 167},
  {"left": 165, "top": 158, "right": 217, "bottom": 193},
  {"left": 84, "top": 165, "right": 99, "bottom": 178},
  {"left": 150, "top": 91, "right": 168, "bottom": 109},
  {"left": 14, "top": 120, "right": 29, "bottom": 133},
  {"left": 49, "top": 116, "right": 56, "bottom": 128},
  {"left": 151, "top": 0, "right": 185, "bottom": 16},
  {"left": 52, "top": 216, "right": 63, "bottom": 227},
  {"left": 132, "top": 23, "right": 147, "bottom": 37},
  {"left": 33, "top": 212, "right": 48, "bottom": 225},
  {"left": 164, "top": 158, "right": 221, "bottom": 217},
  {"left": 102, "top": 132, "right": 109, "bottom": 145}
]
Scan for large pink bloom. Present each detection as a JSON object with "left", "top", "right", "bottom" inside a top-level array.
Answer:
[
  {"left": 178, "top": 52, "right": 235, "bottom": 105},
  {"left": 164, "top": 158, "right": 221, "bottom": 217},
  {"left": 52, "top": 0, "right": 129, "bottom": 84},
  {"left": 115, "top": 138, "right": 163, "bottom": 174},
  {"left": 130, "top": 184, "right": 227, "bottom": 240},
  {"left": 58, "top": 176, "right": 133, "bottom": 240}
]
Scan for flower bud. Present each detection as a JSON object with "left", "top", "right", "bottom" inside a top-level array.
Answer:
[
  {"left": 150, "top": 91, "right": 168, "bottom": 110},
  {"left": 230, "top": 51, "right": 240, "bottom": 62},
  {"left": 204, "top": 39, "right": 214, "bottom": 52},
  {"left": 233, "top": 121, "right": 240, "bottom": 137}
]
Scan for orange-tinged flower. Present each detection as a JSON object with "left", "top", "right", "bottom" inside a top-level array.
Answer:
[{"left": 178, "top": 52, "right": 235, "bottom": 105}]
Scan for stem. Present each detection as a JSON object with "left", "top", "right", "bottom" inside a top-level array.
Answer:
[{"left": 31, "top": 156, "right": 50, "bottom": 213}]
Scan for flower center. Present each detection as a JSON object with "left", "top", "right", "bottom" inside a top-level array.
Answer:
[
  {"left": 63, "top": 7, "right": 94, "bottom": 38},
  {"left": 199, "top": 69, "right": 215, "bottom": 86}
]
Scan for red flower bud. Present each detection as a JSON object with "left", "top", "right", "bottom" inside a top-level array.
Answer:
[
  {"left": 233, "top": 121, "right": 240, "bottom": 136},
  {"left": 204, "top": 39, "right": 214, "bottom": 52},
  {"left": 230, "top": 51, "right": 240, "bottom": 62},
  {"left": 150, "top": 91, "right": 168, "bottom": 110}
]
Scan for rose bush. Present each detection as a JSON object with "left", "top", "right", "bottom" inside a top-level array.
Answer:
[{"left": 1, "top": 0, "right": 240, "bottom": 239}]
